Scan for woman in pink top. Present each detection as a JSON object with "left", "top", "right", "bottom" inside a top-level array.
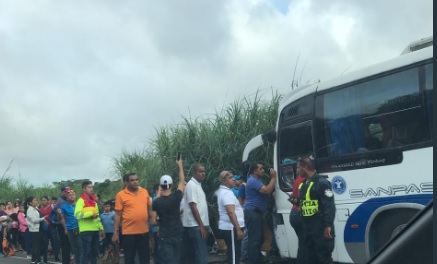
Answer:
[{"left": 18, "top": 205, "right": 30, "bottom": 256}]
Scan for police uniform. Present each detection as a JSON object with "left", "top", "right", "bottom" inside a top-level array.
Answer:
[{"left": 299, "top": 174, "right": 336, "bottom": 264}]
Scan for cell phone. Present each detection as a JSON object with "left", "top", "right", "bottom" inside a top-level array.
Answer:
[{"left": 177, "top": 152, "right": 181, "bottom": 161}]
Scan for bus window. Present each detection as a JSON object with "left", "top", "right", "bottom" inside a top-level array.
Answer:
[
  {"left": 278, "top": 120, "right": 313, "bottom": 190},
  {"left": 315, "top": 63, "right": 432, "bottom": 160}
]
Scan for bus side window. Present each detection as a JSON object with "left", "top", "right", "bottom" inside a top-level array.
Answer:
[{"left": 363, "top": 123, "right": 383, "bottom": 150}]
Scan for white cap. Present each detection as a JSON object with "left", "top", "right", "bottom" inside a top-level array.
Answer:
[{"left": 160, "top": 175, "right": 173, "bottom": 189}]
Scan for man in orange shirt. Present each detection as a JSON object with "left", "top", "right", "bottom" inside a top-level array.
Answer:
[{"left": 112, "top": 173, "right": 152, "bottom": 264}]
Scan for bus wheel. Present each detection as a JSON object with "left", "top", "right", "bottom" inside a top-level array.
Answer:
[{"left": 369, "top": 208, "right": 419, "bottom": 258}]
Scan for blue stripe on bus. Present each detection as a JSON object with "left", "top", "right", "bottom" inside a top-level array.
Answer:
[{"left": 343, "top": 194, "right": 432, "bottom": 243}]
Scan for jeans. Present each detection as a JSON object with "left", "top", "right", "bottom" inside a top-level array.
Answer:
[
  {"left": 184, "top": 226, "right": 209, "bottom": 264},
  {"left": 57, "top": 224, "right": 71, "bottom": 264},
  {"left": 159, "top": 234, "right": 183, "bottom": 264},
  {"left": 67, "top": 228, "right": 83, "bottom": 264},
  {"left": 180, "top": 228, "right": 194, "bottom": 264},
  {"left": 21, "top": 230, "right": 32, "bottom": 255},
  {"left": 218, "top": 228, "right": 243, "bottom": 264},
  {"left": 244, "top": 209, "right": 264, "bottom": 264},
  {"left": 240, "top": 228, "right": 248, "bottom": 260},
  {"left": 122, "top": 233, "right": 150, "bottom": 264},
  {"left": 290, "top": 209, "right": 307, "bottom": 264},
  {"left": 47, "top": 227, "right": 60, "bottom": 260},
  {"left": 153, "top": 232, "right": 161, "bottom": 264},
  {"left": 80, "top": 231, "right": 99, "bottom": 264}
]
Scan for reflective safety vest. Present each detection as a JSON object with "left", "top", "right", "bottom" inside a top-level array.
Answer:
[{"left": 299, "top": 181, "right": 319, "bottom": 217}]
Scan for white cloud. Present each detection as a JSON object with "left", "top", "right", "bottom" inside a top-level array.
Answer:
[{"left": 0, "top": 0, "right": 433, "bottom": 186}]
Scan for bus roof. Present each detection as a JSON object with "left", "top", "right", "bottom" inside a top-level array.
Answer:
[{"left": 280, "top": 39, "right": 433, "bottom": 108}]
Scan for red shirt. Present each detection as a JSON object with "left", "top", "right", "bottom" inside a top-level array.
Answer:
[
  {"left": 39, "top": 205, "right": 53, "bottom": 227},
  {"left": 292, "top": 176, "right": 305, "bottom": 210}
]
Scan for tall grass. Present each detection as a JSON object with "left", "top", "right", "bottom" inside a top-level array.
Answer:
[
  {"left": 112, "top": 90, "right": 281, "bottom": 226},
  {"left": 1, "top": 90, "right": 282, "bottom": 207}
]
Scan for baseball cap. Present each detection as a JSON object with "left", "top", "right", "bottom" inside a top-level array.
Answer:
[
  {"left": 160, "top": 175, "right": 173, "bottom": 189},
  {"left": 233, "top": 175, "right": 241, "bottom": 180},
  {"left": 61, "top": 186, "right": 72, "bottom": 193}
]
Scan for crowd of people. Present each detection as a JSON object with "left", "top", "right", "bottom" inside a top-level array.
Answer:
[{"left": 0, "top": 153, "right": 336, "bottom": 264}]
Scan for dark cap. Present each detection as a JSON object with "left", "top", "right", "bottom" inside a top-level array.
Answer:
[{"left": 61, "top": 186, "right": 72, "bottom": 192}]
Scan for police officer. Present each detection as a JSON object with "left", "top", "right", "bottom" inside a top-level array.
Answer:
[{"left": 298, "top": 154, "right": 335, "bottom": 264}]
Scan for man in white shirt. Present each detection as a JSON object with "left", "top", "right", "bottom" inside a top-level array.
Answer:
[
  {"left": 181, "top": 163, "right": 209, "bottom": 264},
  {"left": 217, "top": 171, "right": 245, "bottom": 264}
]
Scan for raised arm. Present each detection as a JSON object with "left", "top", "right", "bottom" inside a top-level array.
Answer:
[
  {"left": 259, "top": 168, "right": 277, "bottom": 195},
  {"left": 177, "top": 156, "right": 186, "bottom": 192}
]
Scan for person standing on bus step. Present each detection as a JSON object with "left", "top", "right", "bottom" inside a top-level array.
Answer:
[
  {"left": 151, "top": 156, "right": 186, "bottom": 264},
  {"left": 181, "top": 163, "right": 209, "bottom": 264},
  {"left": 298, "top": 154, "right": 336, "bottom": 264},
  {"left": 288, "top": 162, "right": 307, "bottom": 264},
  {"left": 243, "top": 161, "right": 277, "bottom": 264}
]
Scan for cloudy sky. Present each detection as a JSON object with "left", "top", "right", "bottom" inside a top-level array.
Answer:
[{"left": 0, "top": 0, "right": 433, "bottom": 186}]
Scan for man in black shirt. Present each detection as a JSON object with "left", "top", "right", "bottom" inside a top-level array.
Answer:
[{"left": 152, "top": 156, "right": 186, "bottom": 264}]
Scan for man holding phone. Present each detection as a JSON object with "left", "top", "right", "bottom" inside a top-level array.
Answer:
[
  {"left": 151, "top": 154, "right": 186, "bottom": 264},
  {"left": 243, "top": 161, "right": 277, "bottom": 264}
]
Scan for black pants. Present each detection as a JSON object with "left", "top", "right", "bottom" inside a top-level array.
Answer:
[
  {"left": 218, "top": 228, "right": 243, "bottom": 264},
  {"left": 39, "top": 231, "right": 49, "bottom": 262},
  {"left": 290, "top": 209, "right": 307, "bottom": 264},
  {"left": 8, "top": 228, "right": 19, "bottom": 248},
  {"left": 31, "top": 231, "right": 44, "bottom": 262},
  {"left": 180, "top": 228, "right": 195, "bottom": 264},
  {"left": 159, "top": 234, "right": 182, "bottom": 264},
  {"left": 303, "top": 220, "right": 335, "bottom": 264},
  {"left": 57, "top": 224, "right": 71, "bottom": 264},
  {"left": 103, "top": 232, "right": 114, "bottom": 251},
  {"left": 122, "top": 233, "right": 150, "bottom": 264}
]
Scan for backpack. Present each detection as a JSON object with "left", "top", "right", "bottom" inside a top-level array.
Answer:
[
  {"left": 101, "top": 244, "right": 119, "bottom": 264},
  {"left": 2, "top": 231, "right": 15, "bottom": 256},
  {"left": 49, "top": 208, "right": 58, "bottom": 226}
]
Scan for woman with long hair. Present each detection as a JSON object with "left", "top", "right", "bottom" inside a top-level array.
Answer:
[
  {"left": 18, "top": 204, "right": 32, "bottom": 258},
  {"left": 26, "top": 196, "right": 47, "bottom": 264}
]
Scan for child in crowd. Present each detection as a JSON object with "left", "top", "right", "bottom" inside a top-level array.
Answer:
[{"left": 100, "top": 201, "right": 115, "bottom": 251}]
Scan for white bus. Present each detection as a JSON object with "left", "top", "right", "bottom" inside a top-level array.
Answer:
[{"left": 242, "top": 36, "right": 433, "bottom": 264}]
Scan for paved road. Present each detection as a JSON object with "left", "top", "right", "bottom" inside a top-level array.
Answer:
[
  {"left": 4, "top": 251, "right": 230, "bottom": 264},
  {"left": 5, "top": 250, "right": 288, "bottom": 263}
]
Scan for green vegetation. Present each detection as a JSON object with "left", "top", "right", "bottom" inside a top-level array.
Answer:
[{"left": 1, "top": 91, "right": 281, "bottom": 215}]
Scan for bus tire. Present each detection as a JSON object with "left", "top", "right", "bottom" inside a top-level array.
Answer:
[{"left": 369, "top": 208, "right": 419, "bottom": 257}]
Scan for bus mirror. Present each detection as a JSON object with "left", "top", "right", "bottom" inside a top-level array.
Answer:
[{"left": 262, "top": 129, "right": 277, "bottom": 144}]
